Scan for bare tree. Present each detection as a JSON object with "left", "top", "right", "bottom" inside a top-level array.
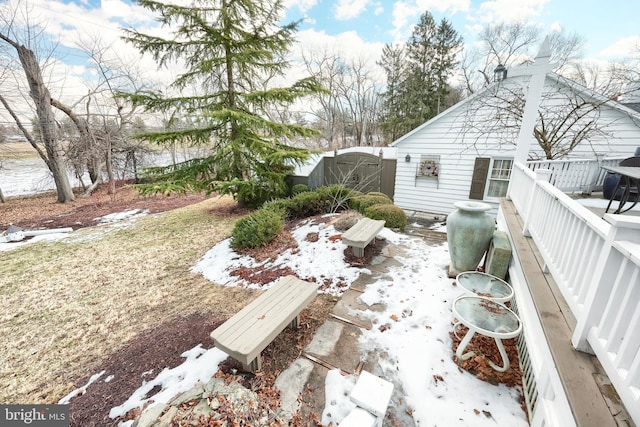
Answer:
[
  {"left": 335, "top": 55, "right": 382, "bottom": 147},
  {"left": 459, "top": 22, "right": 583, "bottom": 95},
  {"left": 0, "top": 2, "right": 75, "bottom": 202},
  {"left": 69, "top": 35, "right": 152, "bottom": 196},
  {"left": 301, "top": 47, "right": 383, "bottom": 149},
  {"left": 457, "top": 76, "right": 618, "bottom": 160},
  {"left": 453, "top": 23, "right": 620, "bottom": 160},
  {"left": 301, "top": 47, "right": 345, "bottom": 149}
]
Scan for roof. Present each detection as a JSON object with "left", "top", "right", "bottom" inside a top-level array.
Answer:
[
  {"left": 391, "top": 68, "right": 640, "bottom": 147},
  {"left": 292, "top": 146, "right": 397, "bottom": 176}
]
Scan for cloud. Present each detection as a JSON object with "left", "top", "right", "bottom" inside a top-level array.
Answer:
[
  {"left": 285, "top": 0, "right": 319, "bottom": 14},
  {"left": 415, "top": 0, "right": 470, "bottom": 13},
  {"left": 334, "top": 0, "right": 370, "bottom": 21},
  {"left": 390, "top": 0, "right": 470, "bottom": 41},
  {"left": 295, "top": 28, "right": 384, "bottom": 62},
  {"left": 549, "top": 21, "right": 562, "bottom": 33},
  {"left": 390, "top": 1, "right": 416, "bottom": 41},
  {"left": 600, "top": 36, "right": 640, "bottom": 58},
  {"left": 475, "top": 0, "right": 549, "bottom": 24}
]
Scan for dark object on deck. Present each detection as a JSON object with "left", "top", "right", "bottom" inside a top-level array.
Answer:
[{"left": 603, "top": 156, "right": 640, "bottom": 201}]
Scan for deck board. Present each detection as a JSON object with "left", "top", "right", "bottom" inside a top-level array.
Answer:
[{"left": 501, "top": 199, "right": 620, "bottom": 427}]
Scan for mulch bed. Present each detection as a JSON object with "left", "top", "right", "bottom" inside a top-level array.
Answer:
[
  {"left": 67, "top": 313, "right": 226, "bottom": 427},
  {"left": 0, "top": 182, "right": 208, "bottom": 231}
]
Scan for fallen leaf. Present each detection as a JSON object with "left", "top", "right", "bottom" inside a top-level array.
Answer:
[{"left": 390, "top": 314, "right": 399, "bottom": 321}]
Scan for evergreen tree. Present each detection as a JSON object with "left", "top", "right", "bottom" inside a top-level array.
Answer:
[
  {"left": 120, "top": 0, "right": 323, "bottom": 206},
  {"left": 378, "top": 11, "right": 462, "bottom": 141},
  {"left": 433, "top": 18, "right": 463, "bottom": 115},
  {"left": 377, "top": 44, "right": 408, "bottom": 142}
]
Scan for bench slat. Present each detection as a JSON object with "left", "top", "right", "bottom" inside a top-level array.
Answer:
[
  {"left": 211, "top": 275, "right": 319, "bottom": 368},
  {"left": 342, "top": 218, "right": 385, "bottom": 257}
]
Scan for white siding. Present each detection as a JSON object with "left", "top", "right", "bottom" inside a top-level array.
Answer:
[{"left": 393, "top": 74, "right": 640, "bottom": 217}]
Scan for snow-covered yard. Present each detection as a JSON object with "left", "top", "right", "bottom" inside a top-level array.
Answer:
[{"left": 58, "top": 215, "right": 528, "bottom": 426}]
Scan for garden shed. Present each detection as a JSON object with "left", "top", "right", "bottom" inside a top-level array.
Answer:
[{"left": 290, "top": 146, "right": 397, "bottom": 199}]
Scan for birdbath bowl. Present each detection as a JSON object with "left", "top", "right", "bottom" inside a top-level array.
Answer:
[
  {"left": 452, "top": 296, "right": 522, "bottom": 372},
  {"left": 456, "top": 271, "right": 514, "bottom": 303}
]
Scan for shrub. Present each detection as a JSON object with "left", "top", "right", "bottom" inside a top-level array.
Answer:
[
  {"left": 261, "top": 198, "right": 295, "bottom": 218},
  {"left": 366, "top": 191, "right": 391, "bottom": 199},
  {"left": 365, "top": 204, "right": 407, "bottom": 231},
  {"left": 289, "top": 191, "right": 330, "bottom": 218},
  {"left": 351, "top": 194, "right": 393, "bottom": 213},
  {"left": 291, "top": 183, "right": 311, "bottom": 195},
  {"left": 315, "top": 184, "right": 353, "bottom": 200},
  {"left": 230, "top": 208, "right": 284, "bottom": 250},
  {"left": 314, "top": 185, "right": 358, "bottom": 212}
]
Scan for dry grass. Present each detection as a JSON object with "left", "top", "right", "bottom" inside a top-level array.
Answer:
[
  {"left": 0, "top": 142, "right": 39, "bottom": 160},
  {"left": 0, "top": 196, "right": 258, "bottom": 404}
]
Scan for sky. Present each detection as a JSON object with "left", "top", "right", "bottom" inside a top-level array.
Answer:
[
  {"left": 20, "top": 0, "right": 640, "bottom": 65},
  {"left": 1, "top": 0, "right": 639, "bottom": 123}
]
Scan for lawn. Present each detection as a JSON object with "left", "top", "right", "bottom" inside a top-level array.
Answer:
[{"left": 0, "top": 196, "right": 253, "bottom": 404}]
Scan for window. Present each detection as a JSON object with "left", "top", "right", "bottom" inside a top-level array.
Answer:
[
  {"left": 486, "top": 158, "right": 513, "bottom": 198},
  {"left": 468, "top": 157, "right": 513, "bottom": 200}
]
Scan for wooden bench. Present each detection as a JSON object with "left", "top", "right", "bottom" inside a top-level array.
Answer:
[
  {"left": 342, "top": 218, "right": 385, "bottom": 257},
  {"left": 210, "top": 275, "right": 319, "bottom": 371}
]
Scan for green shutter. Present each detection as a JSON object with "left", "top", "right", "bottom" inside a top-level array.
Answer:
[{"left": 469, "top": 157, "right": 490, "bottom": 200}]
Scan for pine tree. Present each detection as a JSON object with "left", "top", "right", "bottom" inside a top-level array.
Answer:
[
  {"left": 378, "top": 11, "right": 462, "bottom": 141},
  {"left": 377, "top": 43, "right": 408, "bottom": 142},
  {"left": 433, "top": 18, "right": 463, "bottom": 115},
  {"left": 120, "top": 0, "right": 323, "bottom": 207}
]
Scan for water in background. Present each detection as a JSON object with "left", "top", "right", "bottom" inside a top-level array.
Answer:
[{"left": 0, "top": 149, "right": 197, "bottom": 197}]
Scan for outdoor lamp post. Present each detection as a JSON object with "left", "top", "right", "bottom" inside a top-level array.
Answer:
[{"left": 494, "top": 64, "right": 507, "bottom": 82}]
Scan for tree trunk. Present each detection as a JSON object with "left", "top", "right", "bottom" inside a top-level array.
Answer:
[
  {"left": 15, "top": 44, "right": 75, "bottom": 203},
  {"left": 105, "top": 135, "right": 115, "bottom": 196},
  {"left": 50, "top": 97, "right": 100, "bottom": 185}
]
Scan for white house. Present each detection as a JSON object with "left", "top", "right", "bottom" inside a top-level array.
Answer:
[{"left": 391, "top": 51, "right": 640, "bottom": 217}]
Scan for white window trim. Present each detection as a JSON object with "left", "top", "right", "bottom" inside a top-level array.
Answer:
[{"left": 483, "top": 157, "right": 514, "bottom": 201}]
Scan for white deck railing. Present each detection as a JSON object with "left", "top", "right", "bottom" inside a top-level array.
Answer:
[
  {"left": 505, "top": 162, "right": 640, "bottom": 425},
  {"left": 527, "top": 157, "right": 625, "bottom": 193}
]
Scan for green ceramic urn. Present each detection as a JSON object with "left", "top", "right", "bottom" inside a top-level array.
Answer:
[{"left": 446, "top": 201, "right": 495, "bottom": 277}]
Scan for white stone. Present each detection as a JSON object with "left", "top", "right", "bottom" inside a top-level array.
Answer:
[
  {"left": 339, "top": 407, "right": 377, "bottom": 427},
  {"left": 349, "top": 371, "right": 394, "bottom": 419}
]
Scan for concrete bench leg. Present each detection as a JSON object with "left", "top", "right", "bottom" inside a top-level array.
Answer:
[
  {"left": 244, "top": 356, "right": 261, "bottom": 372},
  {"left": 241, "top": 315, "right": 300, "bottom": 371},
  {"left": 289, "top": 315, "right": 300, "bottom": 329},
  {"left": 352, "top": 246, "right": 365, "bottom": 257}
]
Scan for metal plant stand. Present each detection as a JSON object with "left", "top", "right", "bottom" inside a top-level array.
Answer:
[
  {"left": 452, "top": 296, "right": 522, "bottom": 372},
  {"left": 456, "top": 271, "right": 514, "bottom": 303}
]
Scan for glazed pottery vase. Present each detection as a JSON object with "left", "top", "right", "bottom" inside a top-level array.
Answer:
[{"left": 446, "top": 201, "right": 495, "bottom": 277}]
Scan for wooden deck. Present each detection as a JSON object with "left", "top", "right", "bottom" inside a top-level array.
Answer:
[{"left": 501, "top": 200, "right": 633, "bottom": 427}]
